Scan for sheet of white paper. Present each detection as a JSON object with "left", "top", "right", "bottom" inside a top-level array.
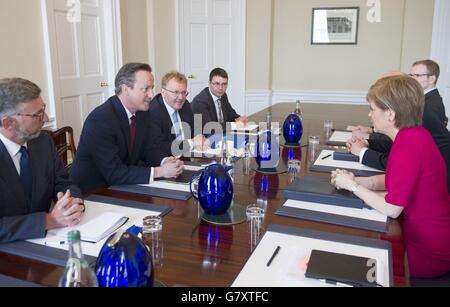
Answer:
[
  {"left": 48, "top": 211, "right": 127, "bottom": 243},
  {"left": 184, "top": 165, "right": 204, "bottom": 171},
  {"left": 328, "top": 131, "right": 353, "bottom": 143},
  {"left": 142, "top": 180, "right": 191, "bottom": 192},
  {"left": 346, "top": 126, "right": 357, "bottom": 131},
  {"left": 191, "top": 141, "right": 245, "bottom": 157},
  {"left": 315, "top": 150, "right": 384, "bottom": 173},
  {"left": 230, "top": 122, "right": 259, "bottom": 131},
  {"left": 232, "top": 230, "right": 390, "bottom": 287},
  {"left": 283, "top": 199, "right": 388, "bottom": 223},
  {"left": 27, "top": 200, "right": 162, "bottom": 257}
]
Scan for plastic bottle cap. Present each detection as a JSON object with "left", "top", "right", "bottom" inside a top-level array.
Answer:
[{"left": 68, "top": 230, "right": 81, "bottom": 242}]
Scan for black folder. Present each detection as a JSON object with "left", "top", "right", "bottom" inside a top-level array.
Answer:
[
  {"left": 305, "top": 249, "right": 379, "bottom": 287},
  {"left": 154, "top": 169, "right": 196, "bottom": 184},
  {"left": 284, "top": 176, "right": 364, "bottom": 209},
  {"left": 333, "top": 151, "right": 359, "bottom": 162}
]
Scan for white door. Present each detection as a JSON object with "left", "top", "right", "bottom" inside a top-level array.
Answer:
[
  {"left": 431, "top": 0, "right": 450, "bottom": 128},
  {"left": 178, "top": 0, "right": 246, "bottom": 115},
  {"left": 44, "top": 0, "right": 119, "bottom": 142}
]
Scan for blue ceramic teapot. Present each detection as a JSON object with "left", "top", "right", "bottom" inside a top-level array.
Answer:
[
  {"left": 283, "top": 113, "right": 303, "bottom": 145},
  {"left": 190, "top": 164, "right": 233, "bottom": 215},
  {"left": 95, "top": 230, "right": 154, "bottom": 287}
]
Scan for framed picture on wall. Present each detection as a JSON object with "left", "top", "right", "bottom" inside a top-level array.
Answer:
[{"left": 311, "top": 7, "right": 360, "bottom": 45}]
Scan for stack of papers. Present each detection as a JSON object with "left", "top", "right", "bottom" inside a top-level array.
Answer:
[{"left": 48, "top": 211, "right": 128, "bottom": 243}]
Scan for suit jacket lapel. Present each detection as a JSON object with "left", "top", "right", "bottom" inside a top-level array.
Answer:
[
  {"left": 206, "top": 89, "right": 219, "bottom": 122},
  {"left": 131, "top": 111, "right": 146, "bottom": 162},
  {"left": 0, "top": 140, "right": 28, "bottom": 211},
  {"left": 157, "top": 95, "right": 177, "bottom": 141},
  {"left": 111, "top": 96, "right": 132, "bottom": 158},
  {"left": 27, "top": 137, "right": 45, "bottom": 211}
]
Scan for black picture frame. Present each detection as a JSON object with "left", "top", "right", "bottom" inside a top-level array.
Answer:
[{"left": 311, "top": 7, "right": 360, "bottom": 45}]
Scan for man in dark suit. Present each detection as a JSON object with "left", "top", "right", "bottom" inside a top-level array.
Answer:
[
  {"left": 148, "top": 71, "right": 209, "bottom": 158},
  {"left": 0, "top": 78, "right": 84, "bottom": 243},
  {"left": 70, "top": 63, "right": 183, "bottom": 195},
  {"left": 348, "top": 60, "right": 450, "bottom": 192},
  {"left": 191, "top": 68, "right": 248, "bottom": 136}
]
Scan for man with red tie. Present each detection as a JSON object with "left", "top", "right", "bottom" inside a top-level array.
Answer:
[{"left": 71, "top": 63, "right": 183, "bottom": 195}]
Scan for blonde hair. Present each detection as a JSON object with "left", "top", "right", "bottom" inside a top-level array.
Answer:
[
  {"left": 161, "top": 71, "right": 187, "bottom": 88},
  {"left": 367, "top": 75, "right": 424, "bottom": 128}
]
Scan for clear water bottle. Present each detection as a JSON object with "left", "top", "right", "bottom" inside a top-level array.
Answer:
[
  {"left": 266, "top": 111, "right": 272, "bottom": 131},
  {"left": 294, "top": 100, "right": 302, "bottom": 118},
  {"left": 58, "top": 230, "right": 98, "bottom": 287}
]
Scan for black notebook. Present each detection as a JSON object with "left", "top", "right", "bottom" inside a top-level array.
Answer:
[
  {"left": 154, "top": 169, "right": 196, "bottom": 184},
  {"left": 284, "top": 176, "right": 364, "bottom": 209},
  {"left": 333, "top": 151, "right": 359, "bottom": 162},
  {"left": 305, "top": 250, "right": 379, "bottom": 287}
]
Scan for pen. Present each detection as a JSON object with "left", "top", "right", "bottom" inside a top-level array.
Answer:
[
  {"left": 44, "top": 240, "right": 66, "bottom": 246},
  {"left": 266, "top": 246, "right": 281, "bottom": 267},
  {"left": 321, "top": 154, "right": 332, "bottom": 160}
]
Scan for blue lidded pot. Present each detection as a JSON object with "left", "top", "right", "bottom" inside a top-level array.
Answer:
[
  {"left": 282, "top": 113, "right": 303, "bottom": 145},
  {"left": 95, "top": 230, "right": 154, "bottom": 287},
  {"left": 190, "top": 164, "right": 233, "bottom": 215}
]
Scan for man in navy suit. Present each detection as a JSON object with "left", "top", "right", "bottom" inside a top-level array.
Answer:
[
  {"left": 347, "top": 60, "right": 450, "bottom": 192},
  {"left": 191, "top": 68, "right": 247, "bottom": 135},
  {"left": 148, "top": 71, "right": 209, "bottom": 158},
  {"left": 0, "top": 78, "right": 84, "bottom": 243},
  {"left": 70, "top": 63, "right": 183, "bottom": 195}
]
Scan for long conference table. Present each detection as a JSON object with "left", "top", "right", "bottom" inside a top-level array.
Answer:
[{"left": 0, "top": 103, "right": 409, "bottom": 287}]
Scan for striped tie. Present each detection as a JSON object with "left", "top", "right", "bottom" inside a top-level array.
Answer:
[
  {"left": 172, "top": 111, "right": 182, "bottom": 140},
  {"left": 217, "top": 98, "right": 224, "bottom": 125}
]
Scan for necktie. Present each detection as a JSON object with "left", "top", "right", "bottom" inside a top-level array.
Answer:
[
  {"left": 19, "top": 146, "right": 33, "bottom": 200},
  {"left": 172, "top": 111, "right": 182, "bottom": 140},
  {"left": 130, "top": 115, "right": 137, "bottom": 148},
  {"left": 216, "top": 98, "right": 224, "bottom": 125}
]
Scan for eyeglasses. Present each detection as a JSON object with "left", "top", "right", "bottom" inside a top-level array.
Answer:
[
  {"left": 162, "top": 87, "right": 189, "bottom": 97},
  {"left": 211, "top": 82, "right": 228, "bottom": 88},
  {"left": 408, "top": 73, "right": 431, "bottom": 78},
  {"left": 15, "top": 104, "right": 47, "bottom": 121}
]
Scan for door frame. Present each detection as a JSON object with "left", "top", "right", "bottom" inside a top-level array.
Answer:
[
  {"left": 430, "top": 0, "right": 450, "bottom": 127},
  {"left": 176, "top": 0, "right": 247, "bottom": 114},
  {"left": 40, "top": 0, "right": 123, "bottom": 128}
]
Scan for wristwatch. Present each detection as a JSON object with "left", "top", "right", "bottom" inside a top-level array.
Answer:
[{"left": 350, "top": 184, "right": 360, "bottom": 193}]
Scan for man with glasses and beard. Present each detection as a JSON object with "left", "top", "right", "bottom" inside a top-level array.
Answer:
[{"left": 0, "top": 78, "right": 85, "bottom": 243}]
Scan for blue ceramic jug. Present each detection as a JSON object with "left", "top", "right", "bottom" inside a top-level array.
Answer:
[
  {"left": 255, "top": 130, "right": 280, "bottom": 169},
  {"left": 283, "top": 113, "right": 303, "bottom": 145},
  {"left": 190, "top": 164, "right": 234, "bottom": 215},
  {"left": 95, "top": 230, "right": 154, "bottom": 287}
]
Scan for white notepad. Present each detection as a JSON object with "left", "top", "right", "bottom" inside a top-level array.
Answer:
[
  {"left": 328, "top": 131, "right": 353, "bottom": 143},
  {"left": 48, "top": 211, "right": 128, "bottom": 243},
  {"left": 315, "top": 150, "right": 384, "bottom": 173},
  {"left": 28, "top": 199, "right": 163, "bottom": 257},
  {"left": 283, "top": 199, "right": 388, "bottom": 223},
  {"left": 232, "top": 227, "right": 391, "bottom": 287}
]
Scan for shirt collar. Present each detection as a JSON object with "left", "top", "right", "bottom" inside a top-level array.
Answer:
[
  {"left": 162, "top": 97, "right": 177, "bottom": 116},
  {"left": 424, "top": 87, "right": 436, "bottom": 95},
  {"left": 209, "top": 88, "right": 221, "bottom": 102},
  {"left": 0, "top": 132, "right": 27, "bottom": 157},
  {"left": 119, "top": 101, "right": 135, "bottom": 120}
]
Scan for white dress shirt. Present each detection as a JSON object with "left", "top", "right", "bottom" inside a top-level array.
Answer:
[
  {"left": 0, "top": 132, "right": 27, "bottom": 175},
  {"left": 209, "top": 89, "right": 223, "bottom": 122},
  {"left": 119, "top": 102, "right": 154, "bottom": 183}
]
